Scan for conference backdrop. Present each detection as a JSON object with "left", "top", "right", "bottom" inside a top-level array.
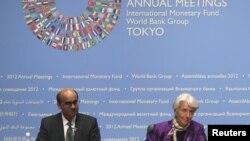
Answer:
[{"left": 1, "top": 0, "right": 250, "bottom": 140}]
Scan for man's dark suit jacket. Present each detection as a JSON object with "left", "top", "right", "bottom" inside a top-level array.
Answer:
[{"left": 36, "top": 113, "right": 100, "bottom": 141}]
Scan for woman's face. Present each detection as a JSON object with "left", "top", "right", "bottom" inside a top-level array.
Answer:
[{"left": 175, "top": 101, "right": 196, "bottom": 127}]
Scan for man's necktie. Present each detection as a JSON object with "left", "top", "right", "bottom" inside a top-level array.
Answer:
[{"left": 66, "top": 122, "right": 74, "bottom": 141}]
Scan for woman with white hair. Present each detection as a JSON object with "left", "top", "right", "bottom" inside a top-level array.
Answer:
[{"left": 145, "top": 93, "right": 207, "bottom": 141}]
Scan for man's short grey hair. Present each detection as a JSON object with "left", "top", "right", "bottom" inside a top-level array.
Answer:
[{"left": 173, "top": 93, "right": 199, "bottom": 110}]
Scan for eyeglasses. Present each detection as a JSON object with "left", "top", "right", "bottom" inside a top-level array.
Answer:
[
  {"left": 63, "top": 100, "right": 79, "bottom": 106},
  {"left": 178, "top": 108, "right": 196, "bottom": 115}
]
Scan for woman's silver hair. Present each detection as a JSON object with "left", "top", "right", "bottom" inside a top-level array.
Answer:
[{"left": 173, "top": 93, "right": 199, "bottom": 110}]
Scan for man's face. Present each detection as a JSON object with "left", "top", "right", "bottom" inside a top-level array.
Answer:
[
  {"left": 175, "top": 101, "right": 196, "bottom": 127},
  {"left": 57, "top": 89, "right": 79, "bottom": 121}
]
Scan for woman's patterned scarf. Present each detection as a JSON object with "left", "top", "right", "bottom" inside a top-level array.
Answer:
[{"left": 166, "top": 119, "right": 189, "bottom": 141}]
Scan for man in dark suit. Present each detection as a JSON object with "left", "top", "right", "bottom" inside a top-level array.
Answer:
[{"left": 36, "top": 88, "right": 101, "bottom": 141}]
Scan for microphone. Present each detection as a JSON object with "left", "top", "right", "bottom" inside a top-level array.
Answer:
[
  {"left": 147, "top": 124, "right": 154, "bottom": 134},
  {"left": 71, "top": 127, "right": 77, "bottom": 137},
  {"left": 145, "top": 124, "right": 155, "bottom": 141},
  {"left": 72, "top": 127, "right": 77, "bottom": 132}
]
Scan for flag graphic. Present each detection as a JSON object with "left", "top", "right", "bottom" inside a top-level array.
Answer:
[{"left": 22, "top": 0, "right": 122, "bottom": 51}]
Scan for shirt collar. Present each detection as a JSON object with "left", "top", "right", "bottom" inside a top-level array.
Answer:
[{"left": 61, "top": 113, "right": 76, "bottom": 126}]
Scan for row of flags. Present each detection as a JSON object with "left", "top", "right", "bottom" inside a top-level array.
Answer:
[{"left": 22, "top": 0, "right": 122, "bottom": 51}]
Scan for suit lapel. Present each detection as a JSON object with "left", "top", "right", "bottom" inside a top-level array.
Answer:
[
  {"left": 74, "top": 114, "right": 80, "bottom": 141},
  {"left": 162, "top": 121, "right": 173, "bottom": 141},
  {"left": 184, "top": 121, "right": 195, "bottom": 141},
  {"left": 56, "top": 113, "right": 65, "bottom": 141}
]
